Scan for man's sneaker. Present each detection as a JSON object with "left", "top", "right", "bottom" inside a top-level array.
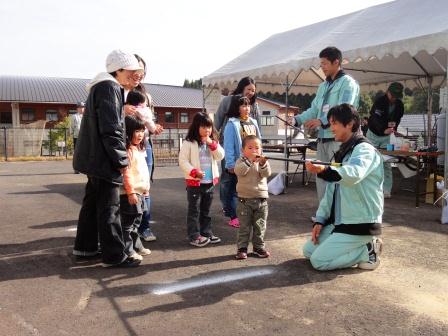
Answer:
[
  {"left": 235, "top": 248, "right": 248, "bottom": 260},
  {"left": 73, "top": 249, "right": 100, "bottom": 257},
  {"left": 139, "top": 229, "right": 157, "bottom": 242},
  {"left": 358, "top": 237, "right": 383, "bottom": 270},
  {"left": 208, "top": 235, "right": 221, "bottom": 244},
  {"left": 383, "top": 191, "right": 391, "bottom": 199},
  {"left": 102, "top": 257, "right": 141, "bottom": 268},
  {"left": 228, "top": 218, "right": 240, "bottom": 228},
  {"left": 253, "top": 247, "right": 271, "bottom": 258},
  {"left": 189, "top": 235, "right": 210, "bottom": 247},
  {"left": 130, "top": 252, "right": 143, "bottom": 261},
  {"left": 137, "top": 248, "right": 151, "bottom": 256}
]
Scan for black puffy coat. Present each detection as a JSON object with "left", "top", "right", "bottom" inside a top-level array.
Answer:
[
  {"left": 368, "top": 94, "right": 404, "bottom": 136},
  {"left": 73, "top": 78, "right": 128, "bottom": 184}
]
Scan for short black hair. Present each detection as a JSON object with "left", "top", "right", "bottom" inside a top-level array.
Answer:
[
  {"left": 319, "top": 46, "right": 342, "bottom": 65},
  {"left": 126, "top": 90, "right": 146, "bottom": 106},
  {"left": 327, "top": 104, "right": 360, "bottom": 132},
  {"left": 227, "top": 94, "right": 251, "bottom": 118},
  {"left": 242, "top": 134, "right": 261, "bottom": 148},
  {"left": 124, "top": 116, "right": 146, "bottom": 150}
]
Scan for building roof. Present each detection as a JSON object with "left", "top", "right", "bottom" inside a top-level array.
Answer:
[
  {"left": 257, "top": 96, "right": 298, "bottom": 109},
  {"left": 399, "top": 114, "right": 439, "bottom": 133},
  {"left": 0, "top": 75, "right": 203, "bottom": 108}
]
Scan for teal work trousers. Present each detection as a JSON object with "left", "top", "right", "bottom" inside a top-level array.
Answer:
[{"left": 302, "top": 225, "right": 371, "bottom": 271}]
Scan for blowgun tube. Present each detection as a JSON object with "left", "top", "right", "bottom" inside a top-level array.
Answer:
[{"left": 256, "top": 155, "right": 342, "bottom": 167}]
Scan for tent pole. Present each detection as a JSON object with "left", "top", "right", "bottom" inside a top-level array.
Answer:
[
  {"left": 284, "top": 75, "right": 289, "bottom": 192},
  {"left": 427, "top": 77, "right": 433, "bottom": 146},
  {"left": 445, "top": 55, "right": 448, "bottom": 194}
]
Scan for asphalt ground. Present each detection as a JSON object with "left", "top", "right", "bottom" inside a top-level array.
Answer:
[{"left": 0, "top": 160, "right": 447, "bottom": 336}]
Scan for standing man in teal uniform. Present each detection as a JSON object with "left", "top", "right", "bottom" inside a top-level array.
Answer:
[{"left": 289, "top": 47, "right": 360, "bottom": 201}]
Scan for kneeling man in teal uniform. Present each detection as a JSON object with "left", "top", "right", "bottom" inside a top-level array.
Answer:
[{"left": 303, "top": 104, "right": 384, "bottom": 271}]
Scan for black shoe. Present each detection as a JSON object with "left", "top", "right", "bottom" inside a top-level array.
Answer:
[{"left": 102, "top": 257, "right": 141, "bottom": 268}]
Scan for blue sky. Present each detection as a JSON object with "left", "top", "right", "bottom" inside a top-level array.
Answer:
[{"left": 0, "top": 0, "right": 391, "bottom": 85}]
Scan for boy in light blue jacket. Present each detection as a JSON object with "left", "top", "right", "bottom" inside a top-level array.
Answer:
[
  {"left": 302, "top": 104, "right": 384, "bottom": 271},
  {"left": 290, "top": 47, "right": 360, "bottom": 201}
]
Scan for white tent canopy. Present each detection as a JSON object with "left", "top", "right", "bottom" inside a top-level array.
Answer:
[{"left": 203, "top": 0, "right": 448, "bottom": 94}]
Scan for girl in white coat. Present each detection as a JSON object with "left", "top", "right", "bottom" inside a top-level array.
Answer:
[{"left": 179, "top": 112, "right": 225, "bottom": 247}]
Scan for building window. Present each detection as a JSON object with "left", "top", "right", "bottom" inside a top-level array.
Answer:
[
  {"left": 0, "top": 112, "right": 12, "bottom": 124},
  {"left": 46, "top": 109, "right": 58, "bottom": 121},
  {"left": 262, "top": 110, "right": 271, "bottom": 115},
  {"left": 68, "top": 109, "right": 77, "bottom": 115},
  {"left": 21, "top": 108, "right": 35, "bottom": 122},
  {"left": 180, "top": 112, "right": 188, "bottom": 123},
  {"left": 164, "top": 111, "right": 174, "bottom": 123},
  {"left": 260, "top": 116, "right": 275, "bottom": 126}
]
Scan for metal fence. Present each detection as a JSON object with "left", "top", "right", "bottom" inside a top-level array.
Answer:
[{"left": 0, "top": 126, "right": 184, "bottom": 166}]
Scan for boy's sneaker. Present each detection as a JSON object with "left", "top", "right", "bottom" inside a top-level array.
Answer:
[
  {"left": 358, "top": 237, "right": 383, "bottom": 270},
  {"left": 130, "top": 252, "right": 143, "bottom": 261},
  {"left": 228, "top": 218, "right": 240, "bottom": 228},
  {"left": 208, "top": 235, "right": 221, "bottom": 244},
  {"left": 189, "top": 235, "right": 210, "bottom": 247},
  {"left": 139, "top": 229, "right": 157, "bottom": 242},
  {"left": 137, "top": 248, "right": 151, "bottom": 256},
  {"left": 235, "top": 248, "right": 248, "bottom": 260},
  {"left": 253, "top": 247, "right": 271, "bottom": 258},
  {"left": 102, "top": 257, "right": 141, "bottom": 268}
]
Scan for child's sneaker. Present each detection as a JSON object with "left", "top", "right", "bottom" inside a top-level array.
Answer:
[
  {"left": 253, "top": 247, "right": 271, "bottom": 258},
  {"left": 189, "top": 235, "right": 210, "bottom": 247},
  {"left": 235, "top": 248, "right": 248, "bottom": 260},
  {"left": 137, "top": 247, "right": 151, "bottom": 256},
  {"left": 358, "top": 237, "right": 383, "bottom": 270},
  {"left": 208, "top": 235, "right": 221, "bottom": 244},
  {"left": 139, "top": 229, "right": 157, "bottom": 242},
  {"left": 228, "top": 218, "right": 240, "bottom": 228},
  {"left": 130, "top": 252, "right": 143, "bottom": 261}
]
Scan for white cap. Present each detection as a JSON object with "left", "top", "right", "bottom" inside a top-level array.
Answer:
[{"left": 105, "top": 50, "right": 143, "bottom": 73}]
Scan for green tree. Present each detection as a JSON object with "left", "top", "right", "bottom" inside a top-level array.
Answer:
[
  {"left": 183, "top": 78, "right": 202, "bottom": 89},
  {"left": 358, "top": 92, "right": 373, "bottom": 116}
]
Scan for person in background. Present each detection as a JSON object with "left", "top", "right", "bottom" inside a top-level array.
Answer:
[
  {"left": 179, "top": 112, "right": 225, "bottom": 247},
  {"left": 234, "top": 135, "right": 272, "bottom": 260},
  {"left": 214, "top": 77, "right": 261, "bottom": 226},
  {"left": 70, "top": 101, "right": 84, "bottom": 173},
  {"left": 366, "top": 82, "right": 404, "bottom": 199},
  {"left": 72, "top": 50, "right": 143, "bottom": 268},
  {"left": 303, "top": 104, "right": 384, "bottom": 271},
  {"left": 223, "top": 95, "right": 262, "bottom": 228},
  {"left": 124, "top": 54, "right": 164, "bottom": 242},
  {"left": 361, "top": 117, "right": 369, "bottom": 136},
  {"left": 289, "top": 46, "right": 360, "bottom": 202}
]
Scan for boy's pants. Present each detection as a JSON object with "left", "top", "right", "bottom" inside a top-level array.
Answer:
[
  {"left": 236, "top": 198, "right": 268, "bottom": 250},
  {"left": 302, "top": 224, "right": 371, "bottom": 271}
]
